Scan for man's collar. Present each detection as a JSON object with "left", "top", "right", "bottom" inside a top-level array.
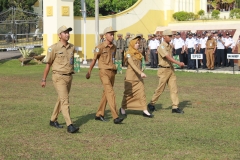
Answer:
[{"left": 57, "top": 41, "right": 70, "bottom": 48}]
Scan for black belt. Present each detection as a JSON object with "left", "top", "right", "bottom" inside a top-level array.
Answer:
[
  {"left": 159, "top": 65, "right": 170, "bottom": 68},
  {"left": 61, "top": 73, "right": 72, "bottom": 76}
]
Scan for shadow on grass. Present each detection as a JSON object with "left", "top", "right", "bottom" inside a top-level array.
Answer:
[
  {"left": 154, "top": 100, "right": 192, "bottom": 111},
  {"left": 73, "top": 110, "right": 112, "bottom": 127}
]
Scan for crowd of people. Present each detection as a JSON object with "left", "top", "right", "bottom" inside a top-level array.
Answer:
[{"left": 102, "top": 30, "right": 240, "bottom": 72}]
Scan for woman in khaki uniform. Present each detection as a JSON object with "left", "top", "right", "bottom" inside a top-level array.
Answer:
[{"left": 120, "top": 36, "right": 153, "bottom": 118}]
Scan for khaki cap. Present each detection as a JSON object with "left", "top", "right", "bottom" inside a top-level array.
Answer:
[
  {"left": 103, "top": 26, "right": 117, "bottom": 34},
  {"left": 57, "top": 25, "right": 72, "bottom": 34},
  {"left": 126, "top": 32, "right": 130, "bottom": 36},
  {"left": 148, "top": 34, "right": 152, "bottom": 37},
  {"left": 162, "top": 29, "right": 172, "bottom": 36}
]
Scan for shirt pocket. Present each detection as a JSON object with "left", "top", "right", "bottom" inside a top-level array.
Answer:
[
  {"left": 101, "top": 51, "right": 108, "bottom": 62},
  {"left": 56, "top": 52, "right": 67, "bottom": 65}
]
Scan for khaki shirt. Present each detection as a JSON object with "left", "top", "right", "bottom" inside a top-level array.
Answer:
[
  {"left": 206, "top": 38, "right": 216, "bottom": 49},
  {"left": 116, "top": 39, "right": 125, "bottom": 51},
  {"left": 158, "top": 41, "right": 173, "bottom": 68},
  {"left": 237, "top": 40, "right": 240, "bottom": 53},
  {"left": 45, "top": 41, "right": 75, "bottom": 74},
  {"left": 125, "top": 55, "right": 142, "bottom": 81},
  {"left": 125, "top": 38, "right": 131, "bottom": 51},
  {"left": 93, "top": 41, "right": 117, "bottom": 70}
]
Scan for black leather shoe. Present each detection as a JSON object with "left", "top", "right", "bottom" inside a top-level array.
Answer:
[
  {"left": 147, "top": 103, "right": 156, "bottom": 112},
  {"left": 49, "top": 121, "right": 63, "bottom": 128},
  {"left": 142, "top": 112, "right": 154, "bottom": 118},
  {"left": 119, "top": 108, "right": 127, "bottom": 116},
  {"left": 113, "top": 117, "right": 124, "bottom": 124},
  {"left": 67, "top": 124, "right": 79, "bottom": 133},
  {"left": 95, "top": 116, "right": 109, "bottom": 122},
  {"left": 172, "top": 108, "right": 184, "bottom": 114}
]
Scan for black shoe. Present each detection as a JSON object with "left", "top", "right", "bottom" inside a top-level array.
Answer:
[
  {"left": 67, "top": 124, "right": 79, "bottom": 133},
  {"left": 147, "top": 103, "right": 156, "bottom": 112},
  {"left": 95, "top": 116, "right": 109, "bottom": 122},
  {"left": 49, "top": 121, "right": 63, "bottom": 128},
  {"left": 113, "top": 117, "right": 124, "bottom": 124},
  {"left": 172, "top": 108, "right": 184, "bottom": 114},
  {"left": 142, "top": 112, "right": 154, "bottom": 118},
  {"left": 119, "top": 108, "right": 127, "bottom": 116}
]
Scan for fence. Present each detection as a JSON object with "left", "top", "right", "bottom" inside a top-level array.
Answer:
[{"left": 0, "top": 8, "right": 43, "bottom": 51}]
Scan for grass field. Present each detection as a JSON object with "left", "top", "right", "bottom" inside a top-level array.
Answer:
[{"left": 0, "top": 59, "right": 240, "bottom": 160}]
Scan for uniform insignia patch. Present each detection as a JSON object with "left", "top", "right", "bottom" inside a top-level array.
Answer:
[
  {"left": 48, "top": 48, "right": 52, "bottom": 52},
  {"left": 127, "top": 54, "right": 131, "bottom": 58},
  {"left": 95, "top": 48, "right": 99, "bottom": 52},
  {"left": 161, "top": 46, "right": 164, "bottom": 49}
]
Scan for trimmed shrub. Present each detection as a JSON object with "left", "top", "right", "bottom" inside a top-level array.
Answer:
[
  {"left": 211, "top": 10, "right": 220, "bottom": 19},
  {"left": 173, "top": 11, "right": 198, "bottom": 21},
  {"left": 197, "top": 9, "right": 205, "bottom": 16},
  {"left": 230, "top": 8, "right": 240, "bottom": 18}
]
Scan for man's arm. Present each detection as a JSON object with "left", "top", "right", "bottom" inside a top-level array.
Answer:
[
  {"left": 41, "top": 63, "right": 52, "bottom": 87},
  {"left": 86, "top": 59, "right": 97, "bottom": 79},
  {"left": 165, "top": 55, "right": 184, "bottom": 68}
]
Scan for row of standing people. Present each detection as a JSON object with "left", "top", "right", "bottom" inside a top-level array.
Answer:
[
  {"left": 172, "top": 31, "right": 239, "bottom": 70},
  {"left": 103, "top": 31, "right": 240, "bottom": 71},
  {"left": 41, "top": 26, "right": 184, "bottom": 134}
]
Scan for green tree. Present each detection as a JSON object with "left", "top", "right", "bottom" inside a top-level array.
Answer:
[
  {"left": 0, "top": 0, "right": 8, "bottom": 12},
  {"left": 74, "top": 0, "right": 138, "bottom": 17}
]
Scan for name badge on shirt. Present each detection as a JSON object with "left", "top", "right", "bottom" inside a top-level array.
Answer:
[{"left": 70, "top": 57, "right": 74, "bottom": 65}]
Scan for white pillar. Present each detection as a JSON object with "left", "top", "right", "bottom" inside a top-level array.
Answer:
[{"left": 43, "top": 0, "right": 74, "bottom": 53}]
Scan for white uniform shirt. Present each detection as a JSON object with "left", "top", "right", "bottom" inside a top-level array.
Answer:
[
  {"left": 185, "top": 38, "right": 197, "bottom": 48},
  {"left": 230, "top": 41, "right": 235, "bottom": 49},
  {"left": 199, "top": 37, "right": 208, "bottom": 48},
  {"left": 225, "top": 37, "right": 234, "bottom": 48},
  {"left": 173, "top": 38, "right": 184, "bottom": 49},
  {"left": 149, "top": 39, "right": 160, "bottom": 50},
  {"left": 217, "top": 37, "right": 225, "bottom": 49}
]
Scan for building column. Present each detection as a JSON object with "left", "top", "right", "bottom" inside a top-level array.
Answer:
[{"left": 42, "top": 0, "right": 74, "bottom": 54}]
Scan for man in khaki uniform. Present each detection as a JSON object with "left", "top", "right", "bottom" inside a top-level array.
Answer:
[
  {"left": 146, "top": 34, "right": 152, "bottom": 65},
  {"left": 147, "top": 29, "right": 185, "bottom": 114},
  {"left": 86, "top": 26, "right": 124, "bottom": 124},
  {"left": 115, "top": 34, "right": 125, "bottom": 73},
  {"left": 99, "top": 34, "right": 105, "bottom": 43},
  {"left": 233, "top": 35, "right": 240, "bottom": 71},
  {"left": 205, "top": 33, "right": 216, "bottom": 70},
  {"left": 139, "top": 34, "right": 147, "bottom": 60},
  {"left": 124, "top": 32, "right": 131, "bottom": 52},
  {"left": 41, "top": 26, "right": 79, "bottom": 133}
]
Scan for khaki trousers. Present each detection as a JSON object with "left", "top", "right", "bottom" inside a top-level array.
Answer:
[
  {"left": 51, "top": 73, "right": 72, "bottom": 126},
  {"left": 206, "top": 49, "right": 215, "bottom": 69},
  {"left": 96, "top": 69, "right": 118, "bottom": 119},
  {"left": 150, "top": 68, "right": 179, "bottom": 109}
]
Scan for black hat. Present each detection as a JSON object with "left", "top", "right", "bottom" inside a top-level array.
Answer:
[
  {"left": 218, "top": 33, "right": 222, "bottom": 37},
  {"left": 229, "top": 34, "right": 232, "bottom": 37},
  {"left": 176, "top": 32, "right": 181, "bottom": 35},
  {"left": 226, "top": 32, "right": 229, "bottom": 35},
  {"left": 189, "top": 32, "right": 193, "bottom": 36}
]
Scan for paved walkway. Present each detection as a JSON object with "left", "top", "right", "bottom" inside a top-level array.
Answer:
[{"left": 1, "top": 50, "right": 239, "bottom": 74}]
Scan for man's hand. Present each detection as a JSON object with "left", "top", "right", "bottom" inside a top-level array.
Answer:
[
  {"left": 178, "top": 62, "right": 185, "bottom": 68},
  {"left": 140, "top": 72, "right": 147, "bottom": 78},
  {"left": 86, "top": 72, "right": 91, "bottom": 79},
  {"left": 41, "top": 81, "right": 46, "bottom": 88}
]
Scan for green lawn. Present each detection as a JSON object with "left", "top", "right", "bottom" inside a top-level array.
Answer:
[{"left": 0, "top": 59, "right": 240, "bottom": 159}]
